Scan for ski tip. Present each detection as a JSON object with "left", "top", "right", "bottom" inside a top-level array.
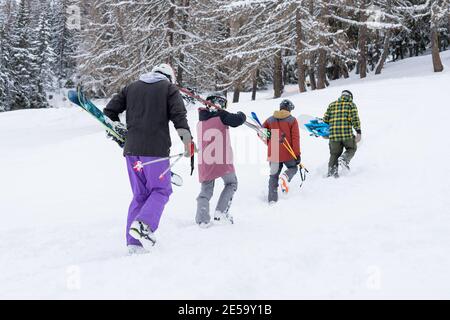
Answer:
[
  {"left": 251, "top": 112, "right": 263, "bottom": 126},
  {"left": 67, "top": 90, "right": 81, "bottom": 107}
]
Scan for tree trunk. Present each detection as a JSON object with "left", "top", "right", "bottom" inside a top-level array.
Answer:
[
  {"left": 177, "top": 0, "right": 190, "bottom": 85},
  {"left": 317, "top": 49, "right": 327, "bottom": 89},
  {"left": 431, "top": 2, "right": 444, "bottom": 72},
  {"left": 342, "top": 63, "right": 349, "bottom": 78},
  {"left": 273, "top": 49, "right": 283, "bottom": 98},
  {"left": 358, "top": 25, "right": 367, "bottom": 78},
  {"left": 375, "top": 30, "right": 391, "bottom": 75},
  {"left": 358, "top": 1, "right": 368, "bottom": 79},
  {"left": 307, "top": 0, "right": 317, "bottom": 90},
  {"left": 431, "top": 26, "right": 444, "bottom": 72},
  {"left": 251, "top": 69, "right": 259, "bottom": 101},
  {"left": 229, "top": 15, "right": 245, "bottom": 103},
  {"left": 233, "top": 84, "right": 241, "bottom": 103},
  {"left": 167, "top": 0, "right": 175, "bottom": 66},
  {"left": 309, "top": 60, "right": 317, "bottom": 91},
  {"left": 296, "top": 8, "right": 306, "bottom": 93},
  {"left": 316, "top": 1, "right": 328, "bottom": 89}
]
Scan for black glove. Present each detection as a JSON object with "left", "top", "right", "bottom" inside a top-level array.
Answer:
[
  {"left": 295, "top": 156, "right": 302, "bottom": 166},
  {"left": 106, "top": 121, "right": 127, "bottom": 148},
  {"left": 237, "top": 111, "right": 247, "bottom": 121}
]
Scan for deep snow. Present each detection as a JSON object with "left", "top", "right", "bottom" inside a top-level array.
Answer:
[{"left": 1, "top": 52, "right": 450, "bottom": 299}]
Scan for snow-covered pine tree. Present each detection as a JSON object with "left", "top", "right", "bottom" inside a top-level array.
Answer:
[
  {"left": 0, "top": 0, "right": 17, "bottom": 111},
  {"left": 0, "top": 22, "right": 10, "bottom": 112},
  {"left": 9, "top": 0, "right": 34, "bottom": 110},
  {"left": 52, "top": 0, "right": 78, "bottom": 86},
  {"left": 0, "top": 0, "right": 17, "bottom": 24},
  {"left": 36, "top": 2, "right": 57, "bottom": 92},
  {"left": 9, "top": 0, "right": 49, "bottom": 110}
]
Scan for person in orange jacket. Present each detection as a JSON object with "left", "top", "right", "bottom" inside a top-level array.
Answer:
[{"left": 262, "top": 99, "right": 301, "bottom": 204}]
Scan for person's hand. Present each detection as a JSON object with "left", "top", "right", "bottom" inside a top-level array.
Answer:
[
  {"left": 259, "top": 128, "right": 271, "bottom": 139},
  {"left": 257, "top": 130, "right": 267, "bottom": 142},
  {"left": 177, "top": 128, "right": 194, "bottom": 157},
  {"left": 111, "top": 121, "right": 127, "bottom": 136},
  {"left": 355, "top": 133, "right": 362, "bottom": 143},
  {"left": 184, "top": 141, "right": 196, "bottom": 158},
  {"left": 237, "top": 111, "right": 247, "bottom": 120},
  {"left": 295, "top": 156, "right": 302, "bottom": 166}
]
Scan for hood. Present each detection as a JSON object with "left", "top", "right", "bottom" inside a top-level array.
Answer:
[
  {"left": 338, "top": 95, "right": 353, "bottom": 103},
  {"left": 198, "top": 108, "right": 221, "bottom": 122},
  {"left": 139, "top": 72, "right": 169, "bottom": 84},
  {"left": 273, "top": 109, "right": 291, "bottom": 120}
]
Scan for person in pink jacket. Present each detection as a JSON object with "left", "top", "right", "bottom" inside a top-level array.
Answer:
[{"left": 196, "top": 95, "right": 247, "bottom": 228}]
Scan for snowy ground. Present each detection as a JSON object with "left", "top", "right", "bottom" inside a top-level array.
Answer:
[{"left": 1, "top": 52, "right": 450, "bottom": 299}]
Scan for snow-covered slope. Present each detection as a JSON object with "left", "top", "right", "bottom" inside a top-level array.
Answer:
[{"left": 1, "top": 52, "right": 450, "bottom": 299}]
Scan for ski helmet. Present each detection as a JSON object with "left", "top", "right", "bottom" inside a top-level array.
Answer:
[
  {"left": 280, "top": 99, "right": 295, "bottom": 112},
  {"left": 341, "top": 90, "right": 353, "bottom": 100},
  {"left": 152, "top": 64, "right": 176, "bottom": 84},
  {"left": 206, "top": 94, "right": 228, "bottom": 110}
]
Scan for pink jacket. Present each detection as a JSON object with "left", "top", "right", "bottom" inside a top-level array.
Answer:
[{"left": 196, "top": 108, "right": 246, "bottom": 183}]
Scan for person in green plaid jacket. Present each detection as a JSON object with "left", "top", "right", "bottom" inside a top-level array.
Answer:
[{"left": 323, "top": 90, "right": 362, "bottom": 178}]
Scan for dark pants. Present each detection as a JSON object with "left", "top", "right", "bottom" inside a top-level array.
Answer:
[
  {"left": 268, "top": 160, "right": 298, "bottom": 202},
  {"left": 328, "top": 138, "right": 357, "bottom": 176}
]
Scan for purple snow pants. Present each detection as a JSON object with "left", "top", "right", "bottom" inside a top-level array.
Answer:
[{"left": 126, "top": 156, "right": 173, "bottom": 246}]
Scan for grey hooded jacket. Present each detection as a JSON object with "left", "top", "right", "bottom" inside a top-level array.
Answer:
[{"left": 104, "top": 72, "right": 190, "bottom": 157}]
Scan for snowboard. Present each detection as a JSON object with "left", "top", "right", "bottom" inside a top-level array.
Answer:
[
  {"left": 67, "top": 88, "right": 184, "bottom": 187},
  {"left": 298, "top": 114, "right": 330, "bottom": 138}
]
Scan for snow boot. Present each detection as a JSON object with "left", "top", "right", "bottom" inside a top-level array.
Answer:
[
  {"left": 127, "top": 245, "right": 149, "bottom": 256},
  {"left": 338, "top": 157, "right": 350, "bottom": 172},
  {"left": 214, "top": 211, "right": 234, "bottom": 225},
  {"left": 279, "top": 173, "right": 290, "bottom": 194},
  {"left": 129, "top": 221, "right": 156, "bottom": 250},
  {"left": 198, "top": 222, "right": 212, "bottom": 229}
]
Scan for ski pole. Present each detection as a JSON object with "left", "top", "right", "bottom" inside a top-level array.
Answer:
[
  {"left": 281, "top": 137, "right": 309, "bottom": 173},
  {"left": 133, "top": 153, "right": 184, "bottom": 173},
  {"left": 159, "top": 154, "right": 184, "bottom": 180}
]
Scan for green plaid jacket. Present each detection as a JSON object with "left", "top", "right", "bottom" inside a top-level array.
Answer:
[{"left": 323, "top": 96, "right": 361, "bottom": 141}]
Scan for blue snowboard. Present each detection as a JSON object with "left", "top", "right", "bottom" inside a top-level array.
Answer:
[{"left": 298, "top": 114, "right": 330, "bottom": 138}]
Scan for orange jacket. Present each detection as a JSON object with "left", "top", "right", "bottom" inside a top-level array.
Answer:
[{"left": 263, "top": 110, "right": 301, "bottom": 163}]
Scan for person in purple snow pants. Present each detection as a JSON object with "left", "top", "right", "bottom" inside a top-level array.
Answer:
[{"left": 104, "top": 64, "right": 192, "bottom": 254}]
